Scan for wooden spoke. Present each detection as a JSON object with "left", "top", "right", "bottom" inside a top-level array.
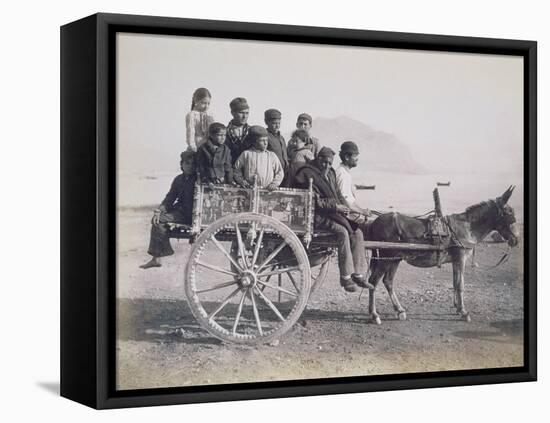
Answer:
[
  {"left": 286, "top": 271, "right": 301, "bottom": 294},
  {"left": 257, "top": 280, "right": 298, "bottom": 298},
  {"left": 195, "top": 280, "right": 237, "bottom": 294},
  {"left": 267, "top": 257, "right": 299, "bottom": 268},
  {"left": 208, "top": 287, "right": 241, "bottom": 320},
  {"left": 211, "top": 235, "right": 244, "bottom": 273},
  {"left": 277, "top": 273, "right": 282, "bottom": 303},
  {"left": 249, "top": 289, "right": 263, "bottom": 336},
  {"left": 259, "top": 265, "right": 275, "bottom": 292},
  {"left": 251, "top": 227, "right": 265, "bottom": 267},
  {"left": 232, "top": 291, "right": 247, "bottom": 335},
  {"left": 235, "top": 224, "right": 249, "bottom": 269},
  {"left": 196, "top": 260, "right": 238, "bottom": 277},
  {"left": 257, "top": 266, "right": 300, "bottom": 278},
  {"left": 255, "top": 287, "right": 285, "bottom": 322},
  {"left": 185, "top": 212, "right": 310, "bottom": 344},
  {"left": 257, "top": 240, "right": 288, "bottom": 273}
]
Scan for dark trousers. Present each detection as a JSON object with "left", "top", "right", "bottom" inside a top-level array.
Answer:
[{"left": 147, "top": 210, "right": 186, "bottom": 257}]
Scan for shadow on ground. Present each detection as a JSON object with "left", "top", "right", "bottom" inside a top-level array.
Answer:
[
  {"left": 118, "top": 298, "right": 379, "bottom": 344},
  {"left": 451, "top": 319, "right": 523, "bottom": 345},
  {"left": 36, "top": 382, "right": 59, "bottom": 396}
]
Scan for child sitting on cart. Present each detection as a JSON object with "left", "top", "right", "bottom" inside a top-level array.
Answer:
[
  {"left": 233, "top": 125, "right": 284, "bottom": 190},
  {"left": 196, "top": 122, "right": 233, "bottom": 184},
  {"left": 287, "top": 113, "right": 321, "bottom": 159},
  {"left": 140, "top": 150, "right": 197, "bottom": 269}
]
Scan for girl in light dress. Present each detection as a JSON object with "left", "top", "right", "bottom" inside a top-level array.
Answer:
[{"left": 186, "top": 88, "right": 215, "bottom": 151}]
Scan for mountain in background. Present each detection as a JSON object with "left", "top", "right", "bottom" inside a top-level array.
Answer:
[
  {"left": 122, "top": 115, "right": 426, "bottom": 176},
  {"left": 308, "top": 116, "right": 426, "bottom": 174}
]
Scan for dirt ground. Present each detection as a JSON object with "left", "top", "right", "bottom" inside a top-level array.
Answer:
[{"left": 116, "top": 209, "right": 524, "bottom": 390}]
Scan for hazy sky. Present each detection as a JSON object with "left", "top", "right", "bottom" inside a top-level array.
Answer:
[{"left": 117, "top": 32, "right": 523, "bottom": 175}]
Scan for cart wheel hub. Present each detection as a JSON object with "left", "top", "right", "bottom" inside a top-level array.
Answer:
[{"left": 239, "top": 271, "right": 256, "bottom": 289}]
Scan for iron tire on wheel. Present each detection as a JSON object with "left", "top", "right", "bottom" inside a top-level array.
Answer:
[{"left": 185, "top": 213, "right": 311, "bottom": 345}]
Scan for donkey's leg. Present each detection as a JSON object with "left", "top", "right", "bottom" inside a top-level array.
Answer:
[
  {"left": 367, "top": 262, "right": 385, "bottom": 325},
  {"left": 453, "top": 251, "right": 471, "bottom": 322},
  {"left": 382, "top": 260, "right": 406, "bottom": 320},
  {"left": 452, "top": 257, "right": 459, "bottom": 310}
]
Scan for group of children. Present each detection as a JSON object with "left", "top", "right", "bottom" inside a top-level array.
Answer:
[
  {"left": 140, "top": 88, "right": 324, "bottom": 269},
  {"left": 185, "top": 87, "right": 321, "bottom": 191}
]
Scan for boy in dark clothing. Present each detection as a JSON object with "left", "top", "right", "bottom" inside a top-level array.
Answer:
[
  {"left": 225, "top": 97, "right": 250, "bottom": 165},
  {"left": 140, "top": 151, "right": 197, "bottom": 269},
  {"left": 287, "top": 129, "right": 314, "bottom": 186},
  {"left": 264, "top": 108, "right": 289, "bottom": 184},
  {"left": 196, "top": 122, "right": 233, "bottom": 183}
]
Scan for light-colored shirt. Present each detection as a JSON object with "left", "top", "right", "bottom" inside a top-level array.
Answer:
[
  {"left": 186, "top": 110, "right": 214, "bottom": 150},
  {"left": 335, "top": 163, "right": 357, "bottom": 206},
  {"left": 234, "top": 149, "right": 284, "bottom": 188}
]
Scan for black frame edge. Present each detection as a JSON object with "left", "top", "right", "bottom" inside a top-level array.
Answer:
[
  {"left": 94, "top": 12, "right": 536, "bottom": 51},
  {"left": 526, "top": 42, "right": 537, "bottom": 381},
  {"left": 59, "top": 12, "right": 537, "bottom": 410},
  {"left": 99, "top": 370, "right": 535, "bottom": 409},
  {"left": 60, "top": 14, "right": 99, "bottom": 409}
]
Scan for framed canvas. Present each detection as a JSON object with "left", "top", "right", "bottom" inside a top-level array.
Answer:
[{"left": 60, "top": 13, "right": 537, "bottom": 409}]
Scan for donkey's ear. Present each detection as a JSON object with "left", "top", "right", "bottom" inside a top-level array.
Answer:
[{"left": 498, "top": 185, "right": 515, "bottom": 204}]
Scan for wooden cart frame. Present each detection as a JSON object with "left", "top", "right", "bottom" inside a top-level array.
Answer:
[{"left": 174, "top": 181, "right": 448, "bottom": 345}]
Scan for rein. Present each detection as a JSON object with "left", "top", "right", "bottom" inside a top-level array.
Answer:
[{"left": 471, "top": 244, "right": 511, "bottom": 270}]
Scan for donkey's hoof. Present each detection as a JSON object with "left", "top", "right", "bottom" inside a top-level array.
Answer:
[
  {"left": 371, "top": 315, "right": 382, "bottom": 325},
  {"left": 461, "top": 312, "right": 471, "bottom": 322},
  {"left": 398, "top": 311, "right": 407, "bottom": 321}
]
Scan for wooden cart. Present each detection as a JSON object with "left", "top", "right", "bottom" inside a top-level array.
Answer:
[{"left": 170, "top": 181, "right": 443, "bottom": 345}]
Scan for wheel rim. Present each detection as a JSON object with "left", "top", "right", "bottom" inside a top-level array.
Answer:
[{"left": 185, "top": 213, "right": 311, "bottom": 344}]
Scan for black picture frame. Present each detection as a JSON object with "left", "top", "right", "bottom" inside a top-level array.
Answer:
[{"left": 60, "top": 12, "right": 537, "bottom": 409}]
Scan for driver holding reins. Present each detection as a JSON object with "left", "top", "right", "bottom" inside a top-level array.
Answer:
[
  {"left": 334, "top": 141, "right": 371, "bottom": 227},
  {"left": 294, "top": 147, "right": 374, "bottom": 293}
]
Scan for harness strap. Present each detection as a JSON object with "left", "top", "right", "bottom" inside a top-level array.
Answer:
[{"left": 472, "top": 245, "right": 511, "bottom": 271}]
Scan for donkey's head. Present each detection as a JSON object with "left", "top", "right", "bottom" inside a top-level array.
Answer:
[{"left": 493, "top": 186, "right": 519, "bottom": 247}]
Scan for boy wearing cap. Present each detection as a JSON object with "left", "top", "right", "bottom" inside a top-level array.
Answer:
[
  {"left": 335, "top": 141, "right": 370, "bottom": 217},
  {"left": 226, "top": 97, "right": 251, "bottom": 165},
  {"left": 294, "top": 147, "right": 372, "bottom": 292},
  {"left": 196, "top": 122, "right": 233, "bottom": 184},
  {"left": 287, "top": 129, "right": 315, "bottom": 187},
  {"left": 233, "top": 125, "right": 284, "bottom": 190},
  {"left": 287, "top": 113, "right": 321, "bottom": 158},
  {"left": 140, "top": 151, "right": 197, "bottom": 269},
  {"left": 264, "top": 109, "right": 289, "bottom": 184}
]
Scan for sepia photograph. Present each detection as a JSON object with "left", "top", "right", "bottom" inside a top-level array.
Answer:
[{"left": 115, "top": 31, "right": 525, "bottom": 391}]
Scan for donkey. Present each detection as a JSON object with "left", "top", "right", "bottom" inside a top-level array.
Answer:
[{"left": 363, "top": 186, "right": 519, "bottom": 324}]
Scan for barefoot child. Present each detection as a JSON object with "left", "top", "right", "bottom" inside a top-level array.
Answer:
[
  {"left": 140, "top": 151, "right": 197, "bottom": 269},
  {"left": 185, "top": 88, "right": 214, "bottom": 151}
]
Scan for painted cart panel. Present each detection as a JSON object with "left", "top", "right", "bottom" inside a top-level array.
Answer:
[{"left": 191, "top": 183, "right": 315, "bottom": 241}]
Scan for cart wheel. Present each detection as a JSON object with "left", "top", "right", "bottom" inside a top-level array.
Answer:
[{"left": 185, "top": 213, "right": 311, "bottom": 344}]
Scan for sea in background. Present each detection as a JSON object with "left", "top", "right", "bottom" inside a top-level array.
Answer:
[{"left": 117, "top": 169, "right": 524, "bottom": 223}]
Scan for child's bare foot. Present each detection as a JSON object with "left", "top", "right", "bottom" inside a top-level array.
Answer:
[{"left": 140, "top": 258, "right": 161, "bottom": 269}]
